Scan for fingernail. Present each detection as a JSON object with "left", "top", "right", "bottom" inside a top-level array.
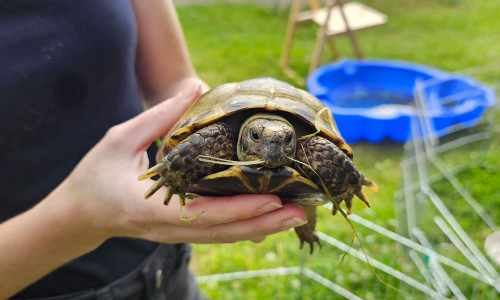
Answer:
[
  {"left": 258, "top": 202, "right": 283, "bottom": 214},
  {"left": 282, "top": 217, "right": 307, "bottom": 229}
]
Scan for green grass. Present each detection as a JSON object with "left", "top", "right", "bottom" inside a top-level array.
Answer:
[{"left": 176, "top": 1, "right": 500, "bottom": 298}]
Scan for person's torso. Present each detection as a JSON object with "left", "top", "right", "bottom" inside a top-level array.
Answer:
[{"left": 0, "top": 1, "right": 161, "bottom": 297}]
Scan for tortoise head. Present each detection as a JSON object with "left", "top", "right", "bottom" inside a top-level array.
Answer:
[{"left": 237, "top": 113, "right": 296, "bottom": 168}]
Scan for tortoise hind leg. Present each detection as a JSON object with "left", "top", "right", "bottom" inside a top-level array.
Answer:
[
  {"left": 139, "top": 122, "right": 236, "bottom": 205},
  {"left": 294, "top": 205, "right": 321, "bottom": 254}
]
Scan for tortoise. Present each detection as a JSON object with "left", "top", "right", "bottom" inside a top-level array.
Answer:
[{"left": 139, "top": 77, "right": 377, "bottom": 253}]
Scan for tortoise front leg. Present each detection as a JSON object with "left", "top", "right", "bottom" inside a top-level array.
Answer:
[
  {"left": 139, "top": 122, "right": 236, "bottom": 205},
  {"left": 294, "top": 205, "right": 320, "bottom": 254},
  {"left": 296, "top": 136, "right": 377, "bottom": 214}
]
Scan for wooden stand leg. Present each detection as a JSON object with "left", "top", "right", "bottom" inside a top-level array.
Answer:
[
  {"left": 309, "top": 30, "right": 326, "bottom": 73},
  {"left": 336, "top": 0, "right": 363, "bottom": 59},
  {"left": 326, "top": 38, "right": 339, "bottom": 60},
  {"left": 280, "top": 0, "right": 303, "bottom": 70}
]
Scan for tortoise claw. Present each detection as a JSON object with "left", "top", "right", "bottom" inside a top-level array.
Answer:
[
  {"left": 345, "top": 197, "right": 353, "bottom": 214},
  {"left": 143, "top": 176, "right": 168, "bottom": 199},
  {"left": 138, "top": 163, "right": 168, "bottom": 181},
  {"left": 164, "top": 186, "right": 176, "bottom": 206},
  {"left": 355, "top": 176, "right": 378, "bottom": 208},
  {"left": 299, "top": 232, "right": 321, "bottom": 254},
  {"left": 354, "top": 189, "right": 370, "bottom": 208},
  {"left": 144, "top": 180, "right": 182, "bottom": 207},
  {"left": 363, "top": 177, "right": 378, "bottom": 192}
]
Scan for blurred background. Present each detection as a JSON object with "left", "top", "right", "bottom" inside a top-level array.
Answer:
[{"left": 173, "top": 0, "right": 500, "bottom": 298}]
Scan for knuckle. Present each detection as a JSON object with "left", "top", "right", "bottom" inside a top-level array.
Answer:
[
  {"left": 206, "top": 227, "right": 223, "bottom": 242},
  {"left": 142, "top": 230, "right": 164, "bottom": 243},
  {"left": 104, "top": 125, "right": 126, "bottom": 145},
  {"left": 253, "top": 224, "right": 272, "bottom": 236},
  {"left": 206, "top": 227, "right": 232, "bottom": 243},
  {"left": 252, "top": 219, "right": 282, "bottom": 236}
]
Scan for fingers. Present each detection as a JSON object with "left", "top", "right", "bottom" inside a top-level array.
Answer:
[
  {"left": 134, "top": 189, "right": 308, "bottom": 244},
  {"left": 179, "top": 194, "right": 287, "bottom": 227},
  {"left": 118, "top": 80, "right": 203, "bottom": 153},
  {"left": 251, "top": 236, "right": 267, "bottom": 243},
  {"left": 175, "top": 203, "right": 307, "bottom": 244},
  {"left": 146, "top": 192, "right": 284, "bottom": 227}
]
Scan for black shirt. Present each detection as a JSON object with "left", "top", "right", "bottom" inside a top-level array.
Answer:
[{"left": 0, "top": 0, "right": 161, "bottom": 297}]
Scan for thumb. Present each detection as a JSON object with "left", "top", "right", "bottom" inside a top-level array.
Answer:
[{"left": 120, "top": 81, "right": 203, "bottom": 153}]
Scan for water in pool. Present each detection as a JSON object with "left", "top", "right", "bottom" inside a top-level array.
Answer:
[{"left": 329, "top": 91, "right": 414, "bottom": 109}]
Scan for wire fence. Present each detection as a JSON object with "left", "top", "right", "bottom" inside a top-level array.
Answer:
[{"left": 196, "top": 66, "right": 500, "bottom": 299}]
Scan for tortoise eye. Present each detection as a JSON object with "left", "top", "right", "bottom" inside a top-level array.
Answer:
[
  {"left": 285, "top": 134, "right": 293, "bottom": 144},
  {"left": 251, "top": 130, "right": 260, "bottom": 142}
]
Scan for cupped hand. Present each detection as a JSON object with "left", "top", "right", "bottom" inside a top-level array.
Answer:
[{"left": 57, "top": 81, "right": 307, "bottom": 245}]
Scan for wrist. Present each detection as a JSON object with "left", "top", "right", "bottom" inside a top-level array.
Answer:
[
  {"left": 41, "top": 180, "right": 110, "bottom": 252},
  {"left": 0, "top": 181, "right": 109, "bottom": 297}
]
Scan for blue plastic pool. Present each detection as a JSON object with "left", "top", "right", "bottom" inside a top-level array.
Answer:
[{"left": 307, "top": 60, "right": 496, "bottom": 143}]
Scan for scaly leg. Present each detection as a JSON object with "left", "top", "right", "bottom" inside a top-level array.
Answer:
[
  {"left": 294, "top": 205, "right": 321, "bottom": 254},
  {"left": 139, "top": 122, "right": 236, "bottom": 205},
  {"left": 296, "top": 136, "right": 378, "bottom": 215}
]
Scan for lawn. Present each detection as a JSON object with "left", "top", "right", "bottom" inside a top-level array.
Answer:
[{"left": 175, "top": 0, "right": 500, "bottom": 298}]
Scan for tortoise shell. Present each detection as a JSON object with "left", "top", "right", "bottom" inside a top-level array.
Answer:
[{"left": 157, "top": 77, "right": 352, "bottom": 162}]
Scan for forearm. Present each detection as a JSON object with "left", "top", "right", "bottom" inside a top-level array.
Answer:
[
  {"left": 0, "top": 86, "right": 204, "bottom": 298},
  {"left": 0, "top": 184, "right": 106, "bottom": 298},
  {"left": 131, "top": 0, "right": 199, "bottom": 106}
]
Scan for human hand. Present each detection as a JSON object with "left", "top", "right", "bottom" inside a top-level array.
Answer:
[{"left": 54, "top": 81, "right": 307, "bottom": 246}]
